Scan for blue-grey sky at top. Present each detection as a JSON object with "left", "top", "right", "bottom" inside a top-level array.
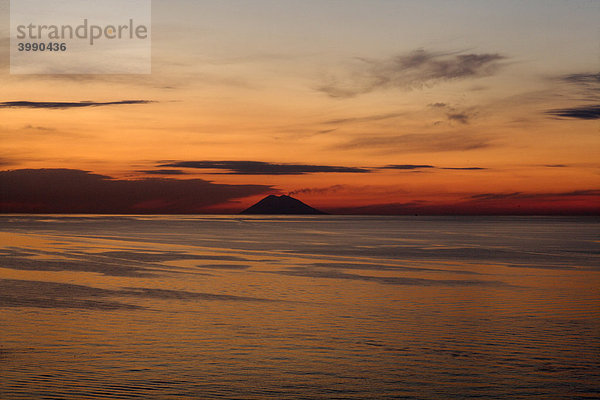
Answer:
[{"left": 152, "top": 0, "right": 598, "bottom": 71}]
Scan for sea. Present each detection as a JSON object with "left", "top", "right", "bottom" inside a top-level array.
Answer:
[{"left": 0, "top": 215, "right": 599, "bottom": 399}]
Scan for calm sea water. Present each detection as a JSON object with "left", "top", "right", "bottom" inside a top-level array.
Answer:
[{"left": 1, "top": 215, "right": 599, "bottom": 399}]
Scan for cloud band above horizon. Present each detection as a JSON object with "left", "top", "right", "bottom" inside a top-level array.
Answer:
[{"left": 0, "top": 169, "right": 273, "bottom": 214}]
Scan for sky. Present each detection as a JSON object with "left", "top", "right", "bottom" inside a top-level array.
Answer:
[{"left": 0, "top": 0, "right": 599, "bottom": 214}]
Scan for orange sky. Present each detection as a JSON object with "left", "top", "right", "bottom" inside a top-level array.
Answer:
[{"left": 0, "top": 0, "right": 598, "bottom": 214}]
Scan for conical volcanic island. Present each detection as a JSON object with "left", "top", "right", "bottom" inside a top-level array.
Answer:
[{"left": 241, "top": 195, "right": 326, "bottom": 215}]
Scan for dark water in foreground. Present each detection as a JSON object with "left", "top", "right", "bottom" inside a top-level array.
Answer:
[{"left": 0, "top": 215, "right": 599, "bottom": 399}]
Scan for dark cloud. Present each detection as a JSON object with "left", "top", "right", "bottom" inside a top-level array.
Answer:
[
  {"left": 334, "top": 133, "right": 491, "bottom": 153},
  {"left": 562, "top": 73, "right": 600, "bottom": 85},
  {"left": 428, "top": 102, "right": 448, "bottom": 108},
  {"left": 428, "top": 102, "right": 475, "bottom": 124},
  {"left": 319, "top": 49, "right": 506, "bottom": 98},
  {"left": 138, "top": 169, "right": 188, "bottom": 175},
  {"left": 447, "top": 112, "right": 470, "bottom": 124},
  {"left": 0, "top": 100, "right": 153, "bottom": 109},
  {"left": 0, "top": 168, "right": 272, "bottom": 213},
  {"left": 544, "top": 164, "right": 568, "bottom": 168},
  {"left": 560, "top": 73, "right": 600, "bottom": 101},
  {"left": 158, "top": 161, "right": 371, "bottom": 175},
  {"left": 545, "top": 73, "right": 599, "bottom": 119},
  {"left": 380, "top": 164, "right": 435, "bottom": 170},
  {"left": 158, "top": 161, "right": 485, "bottom": 177},
  {"left": 545, "top": 104, "right": 600, "bottom": 120}
]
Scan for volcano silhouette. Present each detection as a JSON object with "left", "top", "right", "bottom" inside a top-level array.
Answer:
[{"left": 241, "top": 195, "right": 326, "bottom": 215}]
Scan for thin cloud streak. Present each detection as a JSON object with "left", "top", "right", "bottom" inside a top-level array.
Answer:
[
  {"left": 470, "top": 190, "right": 600, "bottom": 201},
  {"left": 546, "top": 105, "right": 600, "bottom": 120},
  {"left": 323, "top": 112, "right": 405, "bottom": 125},
  {"left": 381, "top": 165, "right": 486, "bottom": 171},
  {"left": 562, "top": 73, "right": 600, "bottom": 85},
  {"left": 334, "top": 133, "right": 492, "bottom": 153},
  {"left": 158, "top": 161, "right": 371, "bottom": 175},
  {"left": 441, "top": 167, "right": 487, "bottom": 170},
  {"left": 139, "top": 169, "right": 188, "bottom": 175},
  {"left": 380, "top": 165, "right": 435, "bottom": 170},
  {"left": 158, "top": 161, "right": 487, "bottom": 175},
  {"left": 0, "top": 100, "right": 153, "bottom": 109}
]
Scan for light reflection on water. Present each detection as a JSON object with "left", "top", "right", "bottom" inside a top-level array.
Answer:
[{"left": 1, "top": 215, "right": 599, "bottom": 399}]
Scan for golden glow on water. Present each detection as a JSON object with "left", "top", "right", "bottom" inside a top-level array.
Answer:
[{"left": 1, "top": 216, "right": 599, "bottom": 399}]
